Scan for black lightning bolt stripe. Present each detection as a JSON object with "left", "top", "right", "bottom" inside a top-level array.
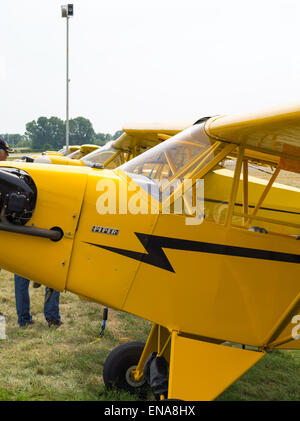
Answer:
[{"left": 85, "top": 233, "right": 300, "bottom": 273}]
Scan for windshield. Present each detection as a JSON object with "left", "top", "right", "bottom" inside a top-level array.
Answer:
[
  {"left": 57, "top": 148, "right": 67, "bottom": 155},
  {"left": 120, "top": 123, "right": 217, "bottom": 184},
  {"left": 81, "top": 142, "right": 122, "bottom": 168},
  {"left": 67, "top": 149, "right": 83, "bottom": 159}
]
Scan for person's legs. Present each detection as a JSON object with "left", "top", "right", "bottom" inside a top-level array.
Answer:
[
  {"left": 44, "top": 288, "right": 61, "bottom": 324},
  {"left": 14, "top": 275, "right": 32, "bottom": 326}
]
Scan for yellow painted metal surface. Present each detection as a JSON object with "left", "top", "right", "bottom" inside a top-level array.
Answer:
[
  {"left": 122, "top": 212, "right": 300, "bottom": 347},
  {"left": 0, "top": 162, "right": 89, "bottom": 290},
  {"left": 168, "top": 332, "right": 265, "bottom": 401},
  {"left": 47, "top": 145, "right": 99, "bottom": 165},
  {"left": 65, "top": 170, "right": 159, "bottom": 309},
  {"left": 133, "top": 324, "right": 171, "bottom": 382},
  {"left": 47, "top": 155, "right": 86, "bottom": 166}
]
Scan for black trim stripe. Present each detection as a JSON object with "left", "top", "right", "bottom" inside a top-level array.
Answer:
[
  {"left": 86, "top": 233, "right": 300, "bottom": 273},
  {"left": 205, "top": 197, "right": 300, "bottom": 216}
]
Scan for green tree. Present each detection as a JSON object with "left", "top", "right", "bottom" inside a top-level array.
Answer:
[
  {"left": 16, "top": 139, "right": 32, "bottom": 148},
  {"left": 69, "top": 117, "right": 95, "bottom": 145},
  {"left": 25, "top": 117, "right": 65, "bottom": 150},
  {"left": 95, "top": 132, "right": 113, "bottom": 142},
  {"left": 112, "top": 130, "right": 123, "bottom": 140},
  {"left": 25, "top": 116, "right": 111, "bottom": 150},
  {"left": 93, "top": 138, "right": 106, "bottom": 146},
  {"left": 0, "top": 134, "right": 25, "bottom": 146},
  {"left": 43, "top": 143, "right": 54, "bottom": 151},
  {"left": 95, "top": 132, "right": 106, "bottom": 141}
]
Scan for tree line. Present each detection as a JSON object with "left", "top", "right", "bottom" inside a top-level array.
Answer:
[{"left": 1, "top": 116, "right": 123, "bottom": 151}]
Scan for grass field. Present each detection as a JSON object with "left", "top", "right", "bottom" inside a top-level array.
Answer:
[{"left": 0, "top": 270, "right": 300, "bottom": 401}]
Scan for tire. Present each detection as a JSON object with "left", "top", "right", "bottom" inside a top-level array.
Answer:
[{"left": 103, "top": 341, "right": 146, "bottom": 395}]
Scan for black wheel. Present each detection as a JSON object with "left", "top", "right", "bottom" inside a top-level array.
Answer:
[{"left": 103, "top": 341, "right": 146, "bottom": 394}]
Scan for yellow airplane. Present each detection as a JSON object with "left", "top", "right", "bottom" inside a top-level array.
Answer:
[
  {"left": 21, "top": 145, "right": 81, "bottom": 163},
  {"left": 47, "top": 145, "right": 81, "bottom": 156},
  {"left": 0, "top": 106, "right": 299, "bottom": 401},
  {"left": 33, "top": 144, "right": 99, "bottom": 165},
  {"left": 31, "top": 122, "right": 193, "bottom": 169}
]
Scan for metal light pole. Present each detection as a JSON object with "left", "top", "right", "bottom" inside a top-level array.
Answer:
[{"left": 61, "top": 4, "right": 73, "bottom": 154}]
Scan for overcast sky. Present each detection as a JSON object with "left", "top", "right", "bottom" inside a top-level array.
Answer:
[{"left": 1, "top": 0, "right": 300, "bottom": 134}]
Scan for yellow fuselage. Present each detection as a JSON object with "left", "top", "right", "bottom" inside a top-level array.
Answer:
[{"left": 0, "top": 161, "right": 298, "bottom": 350}]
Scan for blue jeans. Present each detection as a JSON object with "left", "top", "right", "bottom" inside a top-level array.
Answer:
[{"left": 14, "top": 274, "right": 60, "bottom": 326}]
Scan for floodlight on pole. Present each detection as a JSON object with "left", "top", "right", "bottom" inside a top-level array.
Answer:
[{"left": 61, "top": 4, "right": 73, "bottom": 154}]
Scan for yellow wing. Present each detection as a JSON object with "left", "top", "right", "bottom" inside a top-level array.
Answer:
[
  {"left": 120, "top": 119, "right": 196, "bottom": 149},
  {"left": 77, "top": 144, "right": 99, "bottom": 155},
  {"left": 205, "top": 106, "right": 300, "bottom": 164}
]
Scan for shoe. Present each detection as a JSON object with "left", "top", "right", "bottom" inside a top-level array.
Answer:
[
  {"left": 47, "top": 319, "right": 63, "bottom": 328},
  {"left": 33, "top": 282, "right": 41, "bottom": 288},
  {"left": 19, "top": 320, "right": 34, "bottom": 328}
]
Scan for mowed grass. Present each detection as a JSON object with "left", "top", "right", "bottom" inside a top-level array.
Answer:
[
  {"left": 0, "top": 270, "right": 300, "bottom": 401},
  {"left": 0, "top": 270, "right": 150, "bottom": 401}
]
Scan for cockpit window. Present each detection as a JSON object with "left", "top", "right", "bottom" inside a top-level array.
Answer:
[
  {"left": 57, "top": 148, "right": 67, "bottom": 155},
  {"left": 82, "top": 149, "right": 121, "bottom": 168},
  {"left": 67, "top": 149, "right": 83, "bottom": 159},
  {"left": 119, "top": 123, "right": 217, "bottom": 184}
]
